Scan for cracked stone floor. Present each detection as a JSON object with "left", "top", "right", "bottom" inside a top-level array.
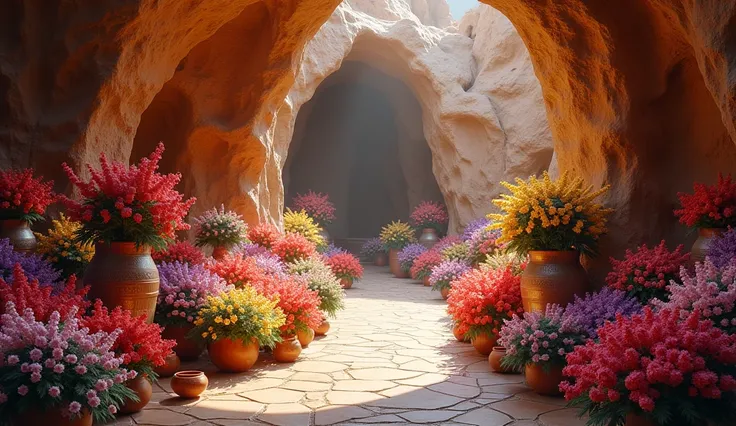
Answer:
[{"left": 115, "top": 265, "right": 587, "bottom": 426}]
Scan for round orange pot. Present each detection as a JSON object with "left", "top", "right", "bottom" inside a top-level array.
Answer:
[
  {"left": 119, "top": 374, "right": 153, "bottom": 414},
  {"left": 471, "top": 332, "right": 497, "bottom": 356},
  {"left": 525, "top": 363, "right": 563, "bottom": 396},
  {"left": 171, "top": 370, "right": 208, "bottom": 398},
  {"left": 624, "top": 413, "right": 656, "bottom": 426},
  {"left": 13, "top": 407, "right": 92, "bottom": 426},
  {"left": 394, "top": 268, "right": 410, "bottom": 279},
  {"left": 207, "top": 337, "right": 259, "bottom": 372},
  {"left": 418, "top": 228, "right": 439, "bottom": 249},
  {"left": 211, "top": 246, "right": 229, "bottom": 261},
  {"left": 340, "top": 277, "right": 353, "bottom": 289},
  {"left": 155, "top": 352, "right": 180, "bottom": 378},
  {"left": 388, "top": 248, "right": 400, "bottom": 275},
  {"left": 691, "top": 228, "right": 725, "bottom": 264},
  {"left": 274, "top": 335, "right": 302, "bottom": 363},
  {"left": 163, "top": 325, "right": 204, "bottom": 361},
  {"left": 489, "top": 346, "right": 516, "bottom": 373},
  {"left": 440, "top": 287, "right": 450, "bottom": 299},
  {"left": 84, "top": 242, "right": 159, "bottom": 323},
  {"left": 423, "top": 276, "right": 431, "bottom": 287},
  {"left": 521, "top": 251, "right": 587, "bottom": 313},
  {"left": 452, "top": 324, "right": 468, "bottom": 342},
  {"left": 315, "top": 319, "right": 330, "bottom": 336},
  {"left": 297, "top": 327, "right": 315, "bottom": 348},
  {"left": 0, "top": 220, "right": 36, "bottom": 253},
  {"left": 374, "top": 252, "right": 388, "bottom": 266}
]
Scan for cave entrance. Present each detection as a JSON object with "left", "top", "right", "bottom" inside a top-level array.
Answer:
[{"left": 283, "top": 61, "right": 443, "bottom": 246}]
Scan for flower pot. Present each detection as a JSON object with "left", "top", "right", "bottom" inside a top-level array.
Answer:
[
  {"left": 423, "top": 276, "right": 431, "bottom": 287},
  {"left": 318, "top": 228, "right": 331, "bottom": 245},
  {"left": 315, "top": 319, "right": 330, "bottom": 336},
  {"left": 624, "top": 413, "right": 656, "bottom": 426},
  {"left": 274, "top": 335, "right": 302, "bottom": 363},
  {"left": 0, "top": 219, "right": 37, "bottom": 253},
  {"left": 525, "top": 363, "right": 563, "bottom": 396},
  {"left": 212, "top": 245, "right": 228, "bottom": 261},
  {"left": 155, "top": 352, "right": 180, "bottom": 378},
  {"left": 418, "top": 228, "right": 439, "bottom": 249},
  {"left": 520, "top": 251, "right": 587, "bottom": 313},
  {"left": 163, "top": 325, "right": 204, "bottom": 361},
  {"left": 440, "top": 287, "right": 450, "bottom": 299},
  {"left": 297, "top": 327, "right": 315, "bottom": 348},
  {"left": 208, "top": 337, "right": 259, "bottom": 372},
  {"left": 452, "top": 324, "right": 468, "bottom": 342},
  {"left": 119, "top": 374, "right": 152, "bottom": 414},
  {"left": 691, "top": 228, "right": 725, "bottom": 264},
  {"left": 471, "top": 332, "right": 497, "bottom": 356},
  {"left": 171, "top": 370, "right": 208, "bottom": 398},
  {"left": 340, "top": 277, "right": 353, "bottom": 289},
  {"left": 489, "top": 346, "right": 515, "bottom": 373},
  {"left": 374, "top": 252, "right": 388, "bottom": 266},
  {"left": 13, "top": 407, "right": 92, "bottom": 426},
  {"left": 389, "top": 248, "right": 400, "bottom": 275},
  {"left": 394, "top": 268, "right": 410, "bottom": 279},
  {"left": 84, "top": 242, "right": 159, "bottom": 323}
]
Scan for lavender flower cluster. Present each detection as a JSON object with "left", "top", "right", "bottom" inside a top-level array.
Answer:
[
  {"left": 397, "top": 243, "right": 427, "bottom": 272},
  {"left": 429, "top": 260, "right": 471, "bottom": 290},
  {"left": 360, "top": 238, "right": 384, "bottom": 259},
  {"left": 708, "top": 228, "right": 736, "bottom": 268},
  {"left": 321, "top": 243, "right": 348, "bottom": 258},
  {"left": 156, "top": 261, "right": 231, "bottom": 325},
  {"left": 231, "top": 242, "right": 271, "bottom": 258},
  {"left": 561, "top": 287, "right": 642, "bottom": 339},
  {"left": 462, "top": 218, "right": 491, "bottom": 241},
  {"left": 0, "top": 238, "right": 60, "bottom": 289}
]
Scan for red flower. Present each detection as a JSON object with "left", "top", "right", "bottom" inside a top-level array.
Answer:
[
  {"left": 326, "top": 253, "right": 363, "bottom": 280},
  {"left": 206, "top": 254, "right": 267, "bottom": 288},
  {"left": 271, "top": 233, "right": 316, "bottom": 263},
  {"left": 292, "top": 191, "right": 336, "bottom": 226},
  {"left": 410, "top": 249, "right": 443, "bottom": 280},
  {"left": 0, "top": 168, "right": 56, "bottom": 222},
  {"left": 249, "top": 275, "right": 323, "bottom": 334},
  {"left": 152, "top": 241, "right": 205, "bottom": 265},
  {"left": 410, "top": 201, "right": 449, "bottom": 231},
  {"left": 247, "top": 223, "right": 282, "bottom": 249},
  {"left": 675, "top": 174, "right": 736, "bottom": 228}
]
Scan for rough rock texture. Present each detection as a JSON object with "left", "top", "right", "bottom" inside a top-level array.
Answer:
[
  {"left": 274, "top": 0, "right": 553, "bottom": 233},
  {"left": 479, "top": 0, "right": 736, "bottom": 260}
]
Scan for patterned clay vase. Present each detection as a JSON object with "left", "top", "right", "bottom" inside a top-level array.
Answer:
[
  {"left": 691, "top": 228, "right": 725, "bottom": 264},
  {"left": 520, "top": 251, "right": 587, "bottom": 313},
  {"left": 0, "top": 220, "right": 37, "bottom": 253},
  {"left": 208, "top": 337, "right": 259, "bottom": 373},
  {"left": 418, "top": 228, "right": 439, "bottom": 249}
]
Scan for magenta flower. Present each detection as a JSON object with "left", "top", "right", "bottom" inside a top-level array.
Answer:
[
  {"left": 292, "top": 191, "right": 336, "bottom": 226},
  {"left": 429, "top": 260, "right": 470, "bottom": 291}
]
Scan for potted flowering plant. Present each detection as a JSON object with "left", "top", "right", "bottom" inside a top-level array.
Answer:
[
  {"left": 466, "top": 227, "right": 501, "bottom": 265},
  {"left": 207, "top": 253, "right": 269, "bottom": 288},
  {"left": 499, "top": 305, "right": 587, "bottom": 395},
  {"left": 605, "top": 241, "right": 689, "bottom": 304},
  {"left": 441, "top": 241, "right": 471, "bottom": 262},
  {"left": 675, "top": 173, "right": 736, "bottom": 262},
  {"left": 82, "top": 301, "right": 175, "bottom": 414},
  {"left": 152, "top": 240, "right": 205, "bottom": 265},
  {"left": 410, "top": 201, "right": 449, "bottom": 247},
  {"left": 561, "top": 308, "right": 736, "bottom": 426},
  {"left": 447, "top": 266, "right": 523, "bottom": 357},
  {"left": 490, "top": 171, "right": 612, "bottom": 313},
  {"left": 462, "top": 218, "right": 491, "bottom": 241},
  {"left": 380, "top": 221, "right": 416, "bottom": 276},
  {"left": 429, "top": 259, "right": 471, "bottom": 299},
  {"left": 292, "top": 191, "right": 336, "bottom": 242},
  {"left": 192, "top": 205, "right": 247, "bottom": 259},
  {"left": 62, "top": 143, "right": 195, "bottom": 323},
  {"left": 410, "top": 249, "right": 442, "bottom": 286},
  {"left": 35, "top": 214, "right": 95, "bottom": 279},
  {"left": 320, "top": 243, "right": 347, "bottom": 258},
  {"left": 290, "top": 262, "right": 345, "bottom": 335},
  {"left": 0, "top": 238, "right": 61, "bottom": 289},
  {"left": 247, "top": 223, "right": 282, "bottom": 249},
  {"left": 709, "top": 228, "right": 736, "bottom": 268},
  {"left": 191, "top": 287, "right": 285, "bottom": 372},
  {"left": 284, "top": 209, "right": 325, "bottom": 248},
  {"left": 0, "top": 168, "right": 56, "bottom": 252},
  {"left": 326, "top": 252, "right": 363, "bottom": 289},
  {"left": 561, "top": 288, "right": 642, "bottom": 340},
  {"left": 272, "top": 233, "right": 317, "bottom": 264},
  {"left": 0, "top": 302, "right": 137, "bottom": 425},
  {"left": 156, "top": 261, "right": 231, "bottom": 361},
  {"left": 397, "top": 243, "right": 427, "bottom": 279},
  {"left": 361, "top": 237, "right": 387, "bottom": 266}
]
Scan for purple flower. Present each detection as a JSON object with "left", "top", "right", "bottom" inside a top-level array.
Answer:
[
  {"left": 0, "top": 239, "right": 61, "bottom": 289},
  {"left": 157, "top": 261, "right": 231, "bottom": 325},
  {"left": 429, "top": 260, "right": 470, "bottom": 290},
  {"left": 397, "top": 243, "right": 427, "bottom": 272},
  {"left": 231, "top": 242, "right": 270, "bottom": 257},
  {"left": 360, "top": 238, "right": 384, "bottom": 258},
  {"left": 462, "top": 218, "right": 491, "bottom": 241},
  {"left": 561, "top": 287, "right": 642, "bottom": 339},
  {"left": 466, "top": 227, "right": 501, "bottom": 263},
  {"left": 434, "top": 235, "right": 462, "bottom": 252},
  {"left": 252, "top": 253, "right": 286, "bottom": 276},
  {"left": 708, "top": 228, "right": 736, "bottom": 268},
  {"left": 321, "top": 243, "right": 348, "bottom": 259}
]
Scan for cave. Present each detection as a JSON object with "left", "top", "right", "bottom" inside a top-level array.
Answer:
[{"left": 283, "top": 61, "right": 443, "bottom": 243}]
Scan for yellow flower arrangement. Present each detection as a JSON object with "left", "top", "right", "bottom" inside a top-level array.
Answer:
[
  {"left": 380, "top": 220, "right": 416, "bottom": 250},
  {"left": 191, "top": 286, "right": 286, "bottom": 348},
  {"left": 34, "top": 213, "right": 95, "bottom": 278},
  {"left": 283, "top": 209, "right": 325, "bottom": 248},
  {"left": 489, "top": 171, "right": 612, "bottom": 256}
]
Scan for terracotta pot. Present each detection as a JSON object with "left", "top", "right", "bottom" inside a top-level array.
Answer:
[
  {"left": 418, "top": 228, "right": 439, "bottom": 249},
  {"left": 13, "top": 407, "right": 92, "bottom": 426},
  {"left": 315, "top": 319, "right": 330, "bottom": 336},
  {"left": 155, "top": 352, "right": 180, "bottom": 378},
  {"left": 388, "top": 248, "right": 401, "bottom": 275},
  {"left": 0, "top": 220, "right": 37, "bottom": 253},
  {"left": 171, "top": 370, "right": 208, "bottom": 398},
  {"left": 624, "top": 413, "right": 656, "bottom": 426},
  {"left": 163, "top": 325, "right": 204, "bottom": 361},
  {"left": 340, "top": 277, "right": 353, "bottom": 289},
  {"left": 440, "top": 287, "right": 450, "bottom": 299},
  {"left": 394, "top": 267, "right": 410, "bottom": 279},
  {"left": 471, "top": 332, "right": 497, "bottom": 356},
  {"left": 525, "top": 363, "right": 563, "bottom": 396},
  {"left": 318, "top": 228, "right": 331, "bottom": 245},
  {"left": 423, "top": 276, "right": 431, "bottom": 287},
  {"left": 208, "top": 337, "right": 259, "bottom": 372},
  {"left": 119, "top": 374, "right": 152, "bottom": 414},
  {"left": 274, "top": 335, "right": 302, "bottom": 363},
  {"left": 297, "top": 327, "right": 315, "bottom": 348},
  {"left": 489, "top": 346, "right": 516, "bottom": 373},
  {"left": 452, "top": 324, "right": 468, "bottom": 342},
  {"left": 374, "top": 252, "right": 388, "bottom": 266},
  {"left": 211, "top": 246, "right": 229, "bottom": 261},
  {"left": 520, "top": 251, "right": 587, "bottom": 313},
  {"left": 84, "top": 242, "right": 159, "bottom": 323},
  {"left": 691, "top": 228, "right": 725, "bottom": 264}
]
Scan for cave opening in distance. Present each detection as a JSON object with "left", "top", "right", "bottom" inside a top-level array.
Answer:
[{"left": 284, "top": 61, "right": 443, "bottom": 243}]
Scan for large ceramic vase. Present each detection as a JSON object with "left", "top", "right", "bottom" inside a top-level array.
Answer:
[
  {"left": 163, "top": 325, "right": 204, "bottom": 361},
  {"left": 211, "top": 246, "right": 228, "bottom": 261},
  {"left": 13, "top": 408, "right": 92, "bottom": 426},
  {"left": 471, "top": 332, "right": 497, "bottom": 356},
  {"left": 274, "top": 335, "right": 302, "bottom": 362},
  {"left": 0, "top": 219, "right": 36, "bottom": 253},
  {"left": 374, "top": 252, "right": 388, "bottom": 266},
  {"left": 624, "top": 413, "right": 656, "bottom": 426},
  {"left": 418, "top": 228, "right": 439, "bottom": 249},
  {"left": 691, "top": 228, "right": 725, "bottom": 264},
  {"left": 525, "top": 363, "right": 563, "bottom": 396},
  {"left": 208, "top": 337, "right": 259, "bottom": 372},
  {"left": 85, "top": 242, "right": 159, "bottom": 323},
  {"left": 388, "top": 248, "right": 401, "bottom": 275},
  {"left": 297, "top": 327, "right": 315, "bottom": 348},
  {"left": 119, "top": 374, "right": 152, "bottom": 414},
  {"left": 520, "top": 251, "right": 587, "bottom": 313}
]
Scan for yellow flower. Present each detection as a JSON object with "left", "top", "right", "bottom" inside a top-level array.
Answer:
[
  {"left": 283, "top": 209, "right": 325, "bottom": 247},
  {"left": 214, "top": 316, "right": 223, "bottom": 323},
  {"left": 201, "top": 332, "right": 209, "bottom": 338},
  {"left": 211, "top": 333, "right": 217, "bottom": 340},
  {"left": 223, "top": 319, "right": 231, "bottom": 326},
  {"left": 230, "top": 315, "right": 238, "bottom": 323},
  {"left": 380, "top": 221, "right": 416, "bottom": 248}
]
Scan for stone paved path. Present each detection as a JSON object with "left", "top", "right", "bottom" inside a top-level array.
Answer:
[{"left": 117, "top": 266, "right": 586, "bottom": 426}]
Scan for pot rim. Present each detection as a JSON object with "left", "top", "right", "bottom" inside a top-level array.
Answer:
[
  {"left": 527, "top": 250, "right": 579, "bottom": 262},
  {"left": 93, "top": 241, "right": 151, "bottom": 254},
  {"left": 174, "top": 370, "right": 205, "bottom": 378},
  {"left": 492, "top": 346, "right": 506, "bottom": 351},
  {"left": 0, "top": 219, "right": 29, "bottom": 226},
  {"left": 698, "top": 228, "right": 726, "bottom": 236}
]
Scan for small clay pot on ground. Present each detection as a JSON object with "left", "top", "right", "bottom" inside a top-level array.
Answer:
[
  {"left": 211, "top": 246, "right": 229, "bottom": 261},
  {"left": 274, "top": 335, "right": 302, "bottom": 363},
  {"left": 471, "top": 332, "right": 497, "bottom": 356},
  {"left": 154, "top": 352, "right": 180, "bottom": 378},
  {"left": 208, "top": 337, "right": 259, "bottom": 372},
  {"left": 315, "top": 319, "right": 330, "bottom": 336},
  {"left": 394, "top": 268, "right": 410, "bottom": 279},
  {"left": 422, "top": 276, "right": 431, "bottom": 287},
  {"left": 489, "top": 346, "right": 516, "bottom": 373},
  {"left": 297, "top": 327, "right": 315, "bottom": 348},
  {"left": 452, "top": 324, "right": 468, "bottom": 342},
  {"left": 524, "top": 363, "right": 563, "bottom": 396},
  {"left": 374, "top": 252, "right": 388, "bottom": 266},
  {"left": 119, "top": 374, "right": 153, "bottom": 414},
  {"left": 163, "top": 325, "right": 204, "bottom": 361},
  {"left": 171, "top": 370, "right": 208, "bottom": 399},
  {"left": 440, "top": 287, "right": 450, "bottom": 299},
  {"left": 340, "top": 277, "right": 353, "bottom": 289}
]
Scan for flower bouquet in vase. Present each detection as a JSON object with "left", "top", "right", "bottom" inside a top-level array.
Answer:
[
  {"left": 380, "top": 221, "right": 416, "bottom": 276},
  {"left": 361, "top": 237, "right": 387, "bottom": 266},
  {"left": 0, "top": 168, "right": 56, "bottom": 252},
  {"left": 326, "top": 252, "right": 363, "bottom": 289},
  {"left": 429, "top": 259, "right": 470, "bottom": 300},
  {"left": 410, "top": 249, "right": 442, "bottom": 286},
  {"left": 410, "top": 201, "right": 448, "bottom": 248},
  {"left": 193, "top": 205, "right": 247, "bottom": 260},
  {"left": 292, "top": 191, "right": 335, "bottom": 243},
  {"left": 284, "top": 209, "right": 325, "bottom": 248},
  {"left": 396, "top": 243, "right": 426, "bottom": 279},
  {"left": 35, "top": 213, "right": 95, "bottom": 280}
]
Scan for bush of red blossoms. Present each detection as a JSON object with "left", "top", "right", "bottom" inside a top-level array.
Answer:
[
  {"left": 206, "top": 253, "right": 268, "bottom": 288},
  {"left": 561, "top": 308, "right": 736, "bottom": 426},
  {"left": 271, "top": 233, "right": 316, "bottom": 263},
  {"left": 674, "top": 173, "right": 736, "bottom": 229},
  {"left": 326, "top": 253, "right": 363, "bottom": 281},
  {"left": 605, "top": 240, "right": 689, "bottom": 304},
  {"left": 247, "top": 223, "right": 282, "bottom": 249},
  {"left": 410, "top": 249, "right": 443, "bottom": 281},
  {"left": 152, "top": 240, "right": 205, "bottom": 265},
  {"left": 410, "top": 201, "right": 449, "bottom": 233},
  {"left": 249, "top": 275, "right": 323, "bottom": 335},
  {"left": 292, "top": 191, "right": 336, "bottom": 227},
  {"left": 0, "top": 168, "right": 56, "bottom": 224}
]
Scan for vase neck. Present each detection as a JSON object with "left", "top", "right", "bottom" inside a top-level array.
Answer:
[
  {"left": 0, "top": 219, "right": 28, "bottom": 228},
  {"left": 528, "top": 250, "right": 579, "bottom": 264},
  {"left": 699, "top": 228, "right": 725, "bottom": 237},
  {"left": 95, "top": 241, "right": 151, "bottom": 255}
]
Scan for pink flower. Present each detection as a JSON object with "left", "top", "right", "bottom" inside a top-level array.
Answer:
[
  {"left": 108, "top": 404, "right": 118, "bottom": 415},
  {"left": 48, "top": 386, "right": 61, "bottom": 397},
  {"left": 54, "top": 363, "right": 65, "bottom": 373},
  {"left": 68, "top": 401, "right": 82, "bottom": 414},
  {"left": 7, "top": 355, "right": 19, "bottom": 365},
  {"left": 30, "top": 372, "right": 41, "bottom": 383},
  {"left": 29, "top": 348, "right": 42, "bottom": 361},
  {"left": 75, "top": 365, "right": 87, "bottom": 375},
  {"left": 65, "top": 354, "right": 77, "bottom": 364},
  {"left": 0, "top": 392, "right": 7, "bottom": 403},
  {"left": 88, "top": 396, "right": 101, "bottom": 407},
  {"left": 17, "top": 385, "right": 28, "bottom": 396}
]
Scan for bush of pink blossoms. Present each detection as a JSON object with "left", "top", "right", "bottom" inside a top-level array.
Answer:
[{"left": 0, "top": 302, "right": 136, "bottom": 423}]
